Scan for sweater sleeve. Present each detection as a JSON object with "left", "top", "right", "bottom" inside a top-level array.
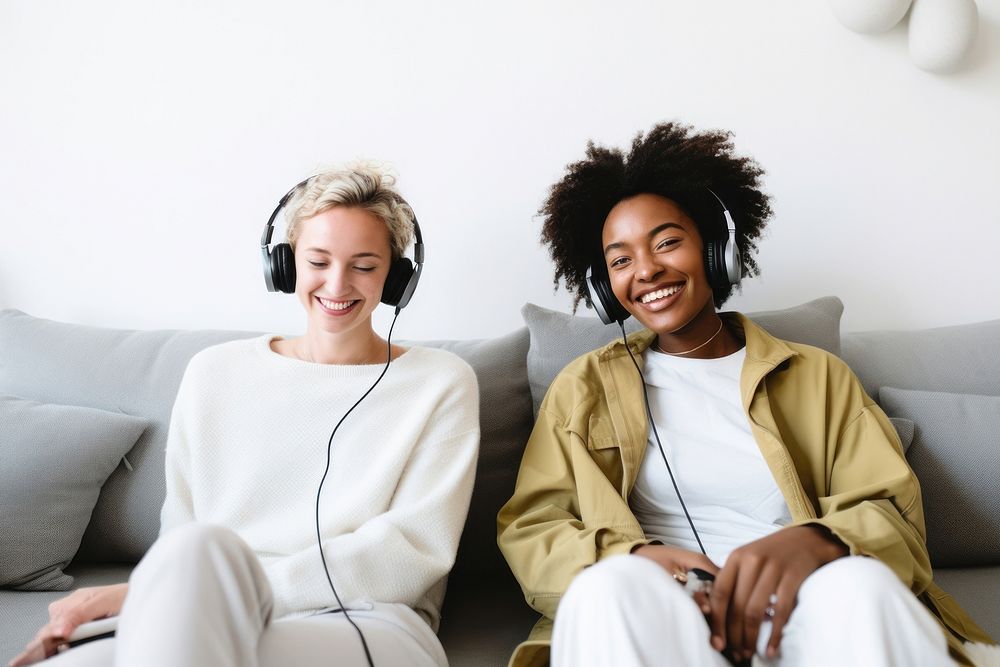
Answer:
[
  {"left": 262, "top": 371, "right": 480, "bottom": 618},
  {"left": 159, "top": 368, "right": 197, "bottom": 535}
]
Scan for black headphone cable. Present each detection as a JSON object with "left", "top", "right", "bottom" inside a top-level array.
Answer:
[
  {"left": 619, "top": 321, "right": 708, "bottom": 556},
  {"left": 314, "top": 306, "right": 402, "bottom": 667}
]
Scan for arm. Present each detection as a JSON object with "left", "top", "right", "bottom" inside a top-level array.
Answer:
[
  {"left": 712, "top": 363, "right": 928, "bottom": 660},
  {"left": 803, "top": 401, "right": 931, "bottom": 587},
  {"left": 497, "top": 399, "right": 651, "bottom": 619}
]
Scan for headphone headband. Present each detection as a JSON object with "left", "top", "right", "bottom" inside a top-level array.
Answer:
[{"left": 260, "top": 175, "right": 424, "bottom": 309}]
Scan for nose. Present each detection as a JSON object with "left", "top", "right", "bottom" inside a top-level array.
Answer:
[
  {"left": 634, "top": 252, "right": 664, "bottom": 282},
  {"left": 323, "top": 264, "right": 352, "bottom": 297}
]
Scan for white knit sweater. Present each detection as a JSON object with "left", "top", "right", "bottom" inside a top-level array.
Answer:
[{"left": 159, "top": 335, "right": 480, "bottom": 629}]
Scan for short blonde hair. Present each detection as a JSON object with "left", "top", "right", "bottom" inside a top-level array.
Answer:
[{"left": 285, "top": 162, "right": 414, "bottom": 260}]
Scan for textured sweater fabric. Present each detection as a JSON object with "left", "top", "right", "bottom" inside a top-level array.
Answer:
[{"left": 159, "top": 335, "right": 480, "bottom": 629}]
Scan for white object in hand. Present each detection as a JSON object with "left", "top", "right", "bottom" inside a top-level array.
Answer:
[{"left": 66, "top": 616, "right": 118, "bottom": 644}]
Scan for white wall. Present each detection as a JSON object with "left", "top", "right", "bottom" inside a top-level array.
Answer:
[{"left": 2, "top": 0, "right": 998, "bottom": 341}]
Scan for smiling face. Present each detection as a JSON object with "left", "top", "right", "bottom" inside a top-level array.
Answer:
[
  {"left": 293, "top": 206, "right": 393, "bottom": 339},
  {"left": 602, "top": 193, "right": 718, "bottom": 341}
]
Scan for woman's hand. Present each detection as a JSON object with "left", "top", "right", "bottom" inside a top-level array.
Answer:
[
  {"left": 8, "top": 583, "right": 128, "bottom": 667},
  {"left": 632, "top": 543, "right": 720, "bottom": 613},
  {"left": 708, "top": 525, "right": 847, "bottom": 662}
]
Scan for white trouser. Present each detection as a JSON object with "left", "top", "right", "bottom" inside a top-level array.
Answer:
[
  {"left": 552, "top": 554, "right": 954, "bottom": 667},
  {"left": 47, "top": 523, "right": 447, "bottom": 667}
]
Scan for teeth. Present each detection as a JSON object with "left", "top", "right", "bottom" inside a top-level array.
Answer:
[
  {"left": 319, "top": 298, "right": 356, "bottom": 311},
  {"left": 639, "top": 286, "right": 681, "bottom": 304}
]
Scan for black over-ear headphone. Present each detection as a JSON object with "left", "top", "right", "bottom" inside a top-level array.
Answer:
[
  {"left": 586, "top": 189, "right": 742, "bottom": 325},
  {"left": 260, "top": 177, "right": 425, "bottom": 309}
]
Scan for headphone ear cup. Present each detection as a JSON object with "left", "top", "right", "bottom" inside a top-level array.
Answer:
[
  {"left": 704, "top": 236, "right": 741, "bottom": 289},
  {"left": 704, "top": 238, "right": 726, "bottom": 290},
  {"left": 272, "top": 243, "right": 296, "bottom": 294},
  {"left": 381, "top": 257, "right": 414, "bottom": 307},
  {"left": 586, "top": 264, "right": 630, "bottom": 325}
]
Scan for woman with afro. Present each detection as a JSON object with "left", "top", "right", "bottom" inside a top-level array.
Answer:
[{"left": 497, "top": 122, "right": 992, "bottom": 666}]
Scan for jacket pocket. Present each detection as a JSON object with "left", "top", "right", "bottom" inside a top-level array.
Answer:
[{"left": 586, "top": 415, "right": 620, "bottom": 450}]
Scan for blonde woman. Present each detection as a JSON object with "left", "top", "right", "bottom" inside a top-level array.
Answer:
[{"left": 13, "top": 163, "right": 479, "bottom": 667}]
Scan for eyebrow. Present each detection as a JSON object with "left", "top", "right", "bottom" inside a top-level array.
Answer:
[
  {"left": 603, "top": 222, "right": 685, "bottom": 255},
  {"left": 302, "top": 248, "right": 384, "bottom": 259}
]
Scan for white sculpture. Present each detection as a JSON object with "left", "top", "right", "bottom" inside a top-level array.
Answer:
[
  {"left": 827, "top": 0, "right": 913, "bottom": 34},
  {"left": 908, "top": 0, "right": 980, "bottom": 73}
]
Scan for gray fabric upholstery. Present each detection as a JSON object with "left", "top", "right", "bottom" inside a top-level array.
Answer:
[
  {"left": 0, "top": 397, "right": 147, "bottom": 591},
  {"left": 438, "top": 581, "right": 539, "bottom": 667},
  {"left": 888, "top": 417, "right": 915, "bottom": 452},
  {"left": 737, "top": 296, "right": 844, "bottom": 357},
  {"left": 841, "top": 319, "right": 1000, "bottom": 399},
  {"left": 0, "top": 309, "right": 259, "bottom": 562},
  {"left": 879, "top": 387, "right": 1000, "bottom": 568},
  {"left": 934, "top": 567, "right": 1000, "bottom": 642},
  {"left": 523, "top": 296, "right": 844, "bottom": 414}
]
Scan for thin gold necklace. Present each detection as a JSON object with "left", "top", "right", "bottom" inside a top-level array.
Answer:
[{"left": 655, "top": 319, "right": 725, "bottom": 357}]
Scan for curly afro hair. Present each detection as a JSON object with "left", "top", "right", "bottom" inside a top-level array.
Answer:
[{"left": 540, "top": 121, "right": 772, "bottom": 311}]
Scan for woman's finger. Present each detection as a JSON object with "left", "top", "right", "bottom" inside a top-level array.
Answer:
[
  {"left": 707, "top": 559, "right": 737, "bottom": 652},
  {"left": 742, "top": 563, "right": 782, "bottom": 661},
  {"left": 8, "top": 634, "right": 60, "bottom": 667},
  {"left": 724, "top": 552, "right": 762, "bottom": 660},
  {"left": 765, "top": 577, "right": 800, "bottom": 659}
]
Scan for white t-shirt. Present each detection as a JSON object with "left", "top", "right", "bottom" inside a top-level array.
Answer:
[{"left": 629, "top": 346, "right": 792, "bottom": 566}]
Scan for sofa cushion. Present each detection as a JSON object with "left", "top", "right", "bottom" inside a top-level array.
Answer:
[
  {"left": 879, "top": 387, "right": 1000, "bottom": 567},
  {"left": 0, "top": 396, "right": 147, "bottom": 590},
  {"left": 933, "top": 566, "right": 1000, "bottom": 646},
  {"left": 841, "top": 319, "right": 1000, "bottom": 400},
  {"left": 888, "top": 417, "right": 915, "bottom": 453},
  {"left": 523, "top": 296, "right": 844, "bottom": 414},
  {"left": 0, "top": 309, "right": 258, "bottom": 562}
]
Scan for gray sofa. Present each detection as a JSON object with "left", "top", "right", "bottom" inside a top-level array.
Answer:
[{"left": 1, "top": 297, "right": 997, "bottom": 665}]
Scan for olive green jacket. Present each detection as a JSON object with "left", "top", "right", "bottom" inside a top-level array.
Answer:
[{"left": 497, "top": 314, "right": 993, "bottom": 667}]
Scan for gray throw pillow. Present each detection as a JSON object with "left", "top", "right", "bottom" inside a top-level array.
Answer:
[
  {"left": 522, "top": 296, "right": 844, "bottom": 415},
  {"left": 888, "top": 417, "right": 915, "bottom": 453},
  {"left": 0, "top": 396, "right": 148, "bottom": 590},
  {"left": 878, "top": 387, "right": 1000, "bottom": 567}
]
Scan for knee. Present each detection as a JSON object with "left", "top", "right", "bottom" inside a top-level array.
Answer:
[
  {"left": 562, "top": 554, "right": 684, "bottom": 608},
  {"left": 144, "top": 523, "right": 242, "bottom": 570},
  {"left": 800, "top": 556, "right": 907, "bottom": 613}
]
